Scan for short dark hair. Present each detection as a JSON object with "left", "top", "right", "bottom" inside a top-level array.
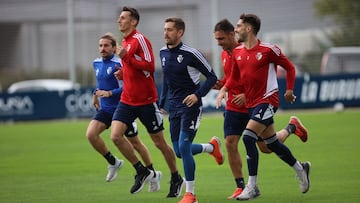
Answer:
[
  {"left": 122, "top": 6, "right": 140, "bottom": 25},
  {"left": 165, "top": 17, "right": 185, "bottom": 33},
  {"left": 239, "top": 13, "right": 261, "bottom": 35},
  {"left": 214, "top": 19, "right": 234, "bottom": 34}
]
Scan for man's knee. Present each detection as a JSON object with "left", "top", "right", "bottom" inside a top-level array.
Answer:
[{"left": 225, "top": 136, "right": 239, "bottom": 152}]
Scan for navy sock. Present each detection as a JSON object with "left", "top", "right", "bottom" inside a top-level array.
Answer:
[
  {"left": 171, "top": 171, "right": 181, "bottom": 182},
  {"left": 235, "top": 177, "right": 245, "bottom": 189},
  {"left": 242, "top": 131, "right": 259, "bottom": 176},
  {"left": 103, "top": 152, "right": 116, "bottom": 165},
  {"left": 285, "top": 123, "right": 296, "bottom": 134},
  {"left": 133, "top": 161, "right": 147, "bottom": 174},
  {"left": 265, "top": 135, "right": 297, "bottom": 166}
]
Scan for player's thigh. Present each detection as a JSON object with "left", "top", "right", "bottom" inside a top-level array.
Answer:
[
  {"left": 86, "top": 110, "right": 111, "bottom": 136},
  {"left": 86, "top": 119, "right": 107, "bottom": 137}
]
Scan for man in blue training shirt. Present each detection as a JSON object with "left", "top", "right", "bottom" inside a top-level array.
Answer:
[
  {"left": 159, "top": 17, "right": 223, "bottom": 203},
  {"left": 86, "top": 33, "right": 162, "bottom": 193}
]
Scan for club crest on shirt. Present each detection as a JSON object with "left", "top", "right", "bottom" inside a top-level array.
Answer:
[
  {"left": 126, "top": 44, "right": 131, "bottom": 51},
  {"left": 107, "top": 67, "right": 112, "bottom": 75},
  {"left": 177, "top": 55, "right": 184, "bottom": 63},
  {"left": 222, "top": 58, "right": 226, "bottom": 66},
  {"left": 256, "top": 52, "right": 263, "bottom": 60},
  {"left": 236, "top": 55, "right": 241, "bottom": 60}
]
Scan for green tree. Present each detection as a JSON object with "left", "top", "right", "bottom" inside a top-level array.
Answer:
[{"left": 314, "top": 0, "right": 360, "bottom": 46}]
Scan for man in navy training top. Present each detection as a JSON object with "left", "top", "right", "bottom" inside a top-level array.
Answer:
[{"left": 159, "top": 17, "right": 224, "bottom": 203}]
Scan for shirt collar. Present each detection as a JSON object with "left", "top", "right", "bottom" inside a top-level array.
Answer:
[
  {"left": 167, "top": 41, "right": 183, "bottom": 51},
  {"left": 124, "top": 29, "right": 137, "bottom": 40},
  {"left": 103, "top": 54, "right": 114, "bottom": 61}
]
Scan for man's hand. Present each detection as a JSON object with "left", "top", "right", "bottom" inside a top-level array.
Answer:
[
  {"left": 284, "top": 89, "right": 296, "bottom": 104},
  {"left": 216, "top": 86, "right": 228, "bottom": 109},
  {"left": 231, "top": 93, "right": 245, "bottom": 106},
  {"left": 92, "top": 94, "right": 100, "bottom": 110},
  {"left": 160, "top": 108, "right": 168, "bottom": 115},
  {"left": 116, "top": 46, "right": 127, "bottom": 59},
  {"left": 183, "top": 94, "right": 198, "bottom": 107},
  {"left": 95, "top": 89, "right": 112, "bottom": 98},
  {"left": 212, "top": 80, "right": 224, "bottom": 90},
  {"left": 114, "top": 64, "right": 123, "bottom": 80}
]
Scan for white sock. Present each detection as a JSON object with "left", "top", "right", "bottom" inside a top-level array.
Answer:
[
  {"left": 292, "top": 161, "right": 303, "bottom": 172},
  {"left": 248, "top": 176, "right": 257, "bottom": 187},
  {"left": 185, "top": 180, "right": 195, "bottom": 194},
  {"left": 201, "top": 143, "right": 214, "bottom": 153}
]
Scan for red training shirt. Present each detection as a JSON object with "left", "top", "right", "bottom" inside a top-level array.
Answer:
[
  {"left": 220, "top": 45, "right": 248, "bottom": 113},
  {"left": 120, "top": 29, "right": 158, "bottom": 106},
  {"left": 226, "top": 40, "right": 295, "bottom": 108}
]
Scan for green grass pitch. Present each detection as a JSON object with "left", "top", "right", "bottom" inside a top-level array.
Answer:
[{"left": 1, "top": 109, "right": 360, "bottom": 203}]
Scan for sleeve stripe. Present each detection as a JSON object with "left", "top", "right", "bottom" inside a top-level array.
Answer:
[
  {"left": 134, "top": 33, "right": 152, "bottom": 62},
  {"left": 260, "top": 42, "right": 281, "bottom": 56},
  {"left": 180, "top": 44, "right": 213, "bottom": 72}
]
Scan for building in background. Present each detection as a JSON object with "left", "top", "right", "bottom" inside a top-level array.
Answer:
[
  {"left": 0, "top": 0, "right": 334, "bottom": 87},
  {"left": 1, "top": 0, "right": 360, "bottom": 120}
]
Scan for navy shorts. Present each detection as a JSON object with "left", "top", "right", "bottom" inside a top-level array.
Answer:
[
  {"left": 93, "top": 110, "right": 113, "bottom": 129},
  {"left": 93, "top": 109, "right": 138, "bottom": 137},
  {"left": 113, "top": 102, "right": 164, "bottom": 134},
  {"left": 168, "top": 105, "right": 202, "bottom": 142},
  {"left": 248, "top": 103, "right": 278, "bottom": 127},
  {"left": 223, "top": 110, "right": 249, "bottom": 137}
]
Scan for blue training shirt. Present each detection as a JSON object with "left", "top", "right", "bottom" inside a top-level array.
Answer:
[
  {"left": 93, "top": 54, "right": 123, "bottom": 114},
  {"left": 159, "top": 42, "right": 217, "bottom": 109}
]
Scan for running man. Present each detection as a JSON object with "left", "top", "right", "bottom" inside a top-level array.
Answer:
[
  {"left": 111, "top": 7, "right": 184, "bottom": 196},
  {"left": 213, "top": 19, "right": 308, "bottom": 199},
  {"left": 216, "top": 14, "right": 311, "bottom": 200},
  {"left": 159, "top": 17, "right": 223, "bottom": 203},
  {"left": 86, "top": 33, "right": 162, "bottom": 193}
]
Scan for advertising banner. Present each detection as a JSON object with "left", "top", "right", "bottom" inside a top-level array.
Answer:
[
  {"left": 1, "top": 73, "right": 359, "bottom": 121},
  {"left": 0, "top": 89, "right": 96, "bottom": 122},
  {"left": 279, "top": 73, "right": 360, "bottom": 109}
]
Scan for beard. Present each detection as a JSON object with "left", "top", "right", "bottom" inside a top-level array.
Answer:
[
  {"left": 165, "top": 39, "right": 176, "bottom": 46},
  {"left": 165, "top": 37, "right": 172, "bottom": 44},
  {"left": 237, "top": 38, "right": 244, "bottom": 43},
  {"left": 235, "top": 33, "right": 246, "bottom": 43}
]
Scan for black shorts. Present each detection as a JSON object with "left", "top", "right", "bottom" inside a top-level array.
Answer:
[
  {"left": 113, "top": 102, "right": 164, "bottom": 134},
  {"left": 223, "top": 110, "right": 249, "bottom": 137},
  {"left": 93, "top": 109, "right": 138, "bottom": 137}
]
